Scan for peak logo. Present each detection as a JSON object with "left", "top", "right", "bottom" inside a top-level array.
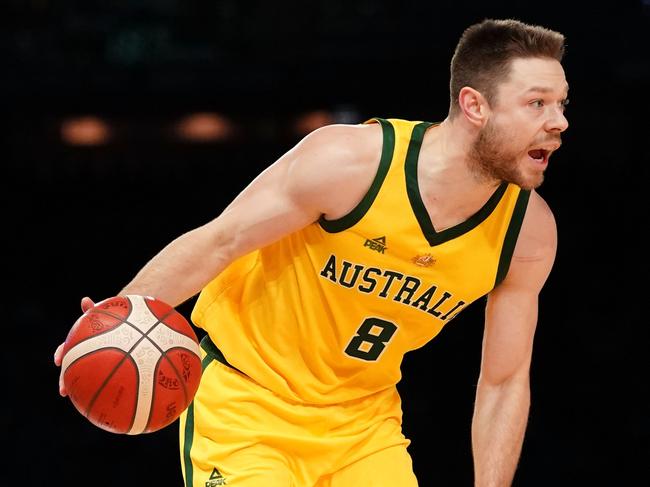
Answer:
[
  {"left": 364, "top": 236, "right": 387, "bottom": 254},
  {"left": 205, "top": 467, "right": 226, "bottom": 486}
]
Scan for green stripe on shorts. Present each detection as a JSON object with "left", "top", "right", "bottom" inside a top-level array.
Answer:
[{"left": 183, "top": 348, "right": 215, "bottom": 487}]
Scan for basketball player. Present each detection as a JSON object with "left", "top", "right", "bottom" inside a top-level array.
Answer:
[{"left": 55, "top": 18, "right": 569, "bottom": 486}]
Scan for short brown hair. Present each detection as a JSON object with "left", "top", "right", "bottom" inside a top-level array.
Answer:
[{"left": 449, "top": 19, "right": 565, "bottom": 116}]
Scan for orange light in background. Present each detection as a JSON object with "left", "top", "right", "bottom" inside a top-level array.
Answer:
[
  {"left": 175, "top": 112, "right": 233, "bottom": 142},
  {"left": 293, "top": 110, "right": 335, "bottom": 137},
  {"left": 61, "top": 116, "right": 111, "bottom": 146}
]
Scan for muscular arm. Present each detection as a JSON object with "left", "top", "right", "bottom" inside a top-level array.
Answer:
[
  {"left": 472, "top": 190, "right": 557, "bottom": 487},
  {"left": 117, "top": 122, "right": 382, "bottom": 307},
  {"left": 54, "top": 122, "right": 382, "bottom": 393}
]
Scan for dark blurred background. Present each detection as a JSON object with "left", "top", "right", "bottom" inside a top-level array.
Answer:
[{"left": 3, "top": 1, "right": 649, "bottom": 486}]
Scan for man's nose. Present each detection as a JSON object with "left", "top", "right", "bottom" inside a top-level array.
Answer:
[{"left": 546, "top": 106, "right": 569, "bottom": 132}]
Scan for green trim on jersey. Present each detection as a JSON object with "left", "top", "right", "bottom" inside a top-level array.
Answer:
[
  {"left": 200, "top": 335, "right": 242, "bottom": 374},
  {"left": 182, "top": 347, "right": 216, "bottom": 487},
  {"left": 404, "top": 122, "right": 509, "bottom": 246},
  {"left": 494, "top": 189, "right": 531, "bottom": 287},
  {"left": 319, "top": 118, "right": 395, "bottom": 233},
  {"left": 182, "top": 403, "right": 194, "bottom": 487},
  {"left": 191, "top": 117, "right": 531, "bottom": 406}
]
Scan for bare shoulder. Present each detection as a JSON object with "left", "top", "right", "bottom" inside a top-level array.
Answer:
[
  {"left": 308, "top": 120, "right": 382, "bottom": 140},
  {"left": 296, "top": 122, "right": 382, "bottom": 163},
  {"left": 286, "top": 122, "right": 384, "bottom": 219},
  {"left": 516, "top": 190, "right": 557, "bottom": 259},
  {"left": 506, "top": 189, "right": 557, "bottom": 289}
]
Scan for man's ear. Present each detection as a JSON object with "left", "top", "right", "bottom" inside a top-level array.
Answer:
[{"left": 458, "top": 87, "right": 490, "bottom": 127}]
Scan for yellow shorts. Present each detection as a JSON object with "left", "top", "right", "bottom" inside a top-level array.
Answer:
[{"left": 179, "top": 338, "right": 418, "bottom": 487}]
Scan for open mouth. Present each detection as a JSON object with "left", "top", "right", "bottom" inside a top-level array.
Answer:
[{"left": 527, "top": 149, "right": 549, "bottom": 164}]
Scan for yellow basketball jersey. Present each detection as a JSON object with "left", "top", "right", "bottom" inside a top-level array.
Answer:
[{"left": 191, "top": 118, "right": 530, "bottom": 405}]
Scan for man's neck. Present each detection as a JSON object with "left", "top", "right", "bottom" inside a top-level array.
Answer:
[{"left": 416, "top": 116, "right": 503, "bottom": 230}]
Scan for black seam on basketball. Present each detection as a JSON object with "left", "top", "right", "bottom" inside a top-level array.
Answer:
[
  {"left": 66, "top": 302, "right": 159, "bottom": 354},
  {"left": 92, "top": 299, "right": 167, "bottom": 336},
  {"left": 126, "top": 353, "right": 139, "bottom": 433},
  {"left": 143, "top": 298, "right": 196, "bottom": 340},
  {"left": 90, "top": 308, "right": 131, "bottom": 321},
  {"left": 64, "top": 313, "right": 146, "bottom": 350},
  {"left": 88, "top": 295, "right": 132, "bottom": 321},
  {"left": 161, "top": 349, "right": 191, "bottom": 407},
  {"left": 106, "top": 329, "right": 157, "bottom": 433},
  {"left": 141, "top": 322, "right": 198, "bottom": 405},
  {"left": 138, "top": 321, "right": 198, "bottom": 359},
  {"left": 81, "top": 319, "right": 147, "bottom": 432},
  {"left": 93, "top": 298, "right": 193, "bottom": 341},
  {"left": 142, "top": 347, "right": 196, "bottom": 433},
  {"left": 70, "top": 297, "right": 196, "bottom": 434},
  {"left": 140, "top": 323, "right": 165, "bottom": 353},
  {"left": 144, "top": 352, "right": 163, "bottom": 433},
  {"left": 64, "top": 347, "right": 127, "bottom": 373},
  {"left": 123, "top": 319, "right": 162, "bottom": 336},
  {"left": 115, "top": 299, "right": 177, "bottom": 342},
  {"left": 136, "top": 324, "right": 189, "bottom": 431},
  {"left": 84, "top": 351, "right": 135, "bottom": 423}
]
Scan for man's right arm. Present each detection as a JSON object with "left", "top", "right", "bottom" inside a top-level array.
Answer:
[
  {"left": 117, "top": 122, "right": 382, "bottom": 307},
  {"left": 54, "top": 122, "right": 383, "bottom": 394}
]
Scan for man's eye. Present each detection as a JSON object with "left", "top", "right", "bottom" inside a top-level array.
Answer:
[
  {"left": 560, "top": 99, "right": 570, "bottom": 110},
  {"left": 531, "top": 100, "right": 544, "bottom": 108}
]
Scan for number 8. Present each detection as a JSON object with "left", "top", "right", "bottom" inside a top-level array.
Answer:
[{"left": 344, "top": 317, "right": 397, "bottom": 361}]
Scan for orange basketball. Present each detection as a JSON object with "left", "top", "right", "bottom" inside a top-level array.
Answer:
[{"left": 61, "top": 295, "right": 202, "bottom": 434}]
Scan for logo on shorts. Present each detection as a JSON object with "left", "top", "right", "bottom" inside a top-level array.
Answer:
[{"left": 205, "top": 467, "right": 227, "bottom": 486}]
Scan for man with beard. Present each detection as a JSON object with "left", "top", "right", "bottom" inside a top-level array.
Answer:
[{"left": 56, "top": 18, "right": 569, "bottom": 487}]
